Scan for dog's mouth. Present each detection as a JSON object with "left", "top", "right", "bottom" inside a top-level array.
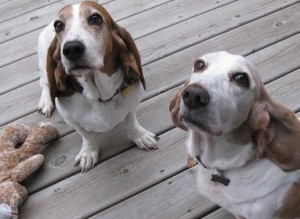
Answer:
[
  {"left": 70, "top": 65, "right": 97, "bottom": 72},
  {"left": 181, "top": 115, "right": 222, "bottom": 136}
]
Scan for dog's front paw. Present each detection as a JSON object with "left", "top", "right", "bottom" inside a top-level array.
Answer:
[
  {"left": 131, "top": 128, "right": 159, "bottom": 151},
  {"left": 75, "top": 148, "right": 99, "bottom": 172},
  {"left": 38, "top": 93, "right": 54, "bottom": 117}
]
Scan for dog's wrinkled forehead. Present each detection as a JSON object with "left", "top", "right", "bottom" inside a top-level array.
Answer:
[
  {"left": 190, "top": 51, "right": 262, "bottom": 95},
  {"left": 198, "top": 52, "right": 250, "bottom": 74},
  {"left": 58, "top": 2, "right": 111, "bottom": 21},
  {"left": 55, "top": 2, "right": 113, "bottom": 37}
]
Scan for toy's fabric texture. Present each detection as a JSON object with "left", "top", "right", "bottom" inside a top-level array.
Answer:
[{"left": 0, "top": 122, "right": 57, "bottom": 209}]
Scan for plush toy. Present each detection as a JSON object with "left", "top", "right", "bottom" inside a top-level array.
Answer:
[{"left": 0, "top": 122, "right": 57, "bottom": 218}]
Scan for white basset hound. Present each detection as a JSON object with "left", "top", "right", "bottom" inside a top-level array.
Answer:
[
  {"left": 170, "top": 51, "right": 300, "bottom": 219},
  {"left": 38, "top": 1, "right": 158, "bottom": 172}
]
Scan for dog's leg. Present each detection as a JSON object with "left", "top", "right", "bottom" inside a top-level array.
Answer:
[
  {"left": 75, "top": 135, "right": 100, "bottom": 172},
  {"left": 38, "top": 82, "right": 54, "bottom": 117},
  {"left": 124, "top": 111, "right": 159, "bottom": 150},
  {"left": 66, "top": 120, "right": 100, "bottom": 172},
  {"left": 37, "top": 24, "right": 55, "bottom": 117}
]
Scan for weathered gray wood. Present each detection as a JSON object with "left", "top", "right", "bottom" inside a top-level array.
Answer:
[
  {"left": 0, "top": 0, "right": 12, "bottom": 6},
  {"left": 0, "top": 0, "right": 59, "bottom": 23},
  {"left": 0, "top": 1, "right": 298, "bottom": 94},
  {"left": 0, "top": 0, "right": 235, "bottom": 67},
  {"left": 2, "top": 24, "right": 300, "bottom": 128},
  {"left": 23, "top": 67, "right": 300, "bottom": 195},
  {"left": 0, "top": 0, "right": 174, "bottom": 44},
  {"left": 92, "top": 167, "right": 216, "bottom": 219},
  {"left": 1, "top": 0, "right": 299, "bottom": 218},
  {"left": 137, "top": 1, "right": 300, "bottom": 65},
  {"left": 0, "top": 54, "right": 37, "bottom": 95},
  {"left": 250, "top": 34, "right": 300, "bottom": 84},
  {"left": 21, "top": 128, "right": 188, "bottom": 219},
  {"left": 117, "top": 0, "right": 236, "bottom": 39},
  {"left": 20, "top": 70, "right": 300, "bottom": 218},
  {"left": 202, "top": 209, "right": 235, "bottom": 219},
  {"left": 0, "top": 0, "right": 114, "bottom": 24},
  {"left": 0, "top": 81, "right": 40, "bottom": 126},
  {"left": 265, "top": 70, "right": 300, "bottom": 112},
  {"left": 142, "top": 4, "right": 300, "bottom": 99}
]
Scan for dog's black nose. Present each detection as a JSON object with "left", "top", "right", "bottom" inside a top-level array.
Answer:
[
  {"left": 63, "top": 41, "right": 85, "bottom": 61},
  {"left": 182, "top": 84, "right": 210, "bottom": 109}
]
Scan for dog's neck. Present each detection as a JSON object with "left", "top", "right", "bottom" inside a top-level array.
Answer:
[
  {"left": 93, "top": 68, "right": 124, "bottom": 101},
  {"left": 188, "top": 125, "right": 256, "bottom": 171}
]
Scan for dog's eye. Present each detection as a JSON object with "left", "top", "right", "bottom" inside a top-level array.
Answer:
[
  {"left": 88, "top": 14, "right": 103, "bottom": 25},
  {"left": 54, "top": 20, "right": 65, "bottom": 33},
  {"left": 233, "top": 72, "right": 250, "bottom": 88},
  {"left": 194, "top": 59, "right": 206, "bottom": 72}
]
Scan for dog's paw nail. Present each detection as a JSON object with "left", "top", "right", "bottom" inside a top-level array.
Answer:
[{"left": 155, "top": 136, "right": 160, "bottom": 141}]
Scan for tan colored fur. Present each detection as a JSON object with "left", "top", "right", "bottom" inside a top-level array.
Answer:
[
  {"left": 169, "top": 59, "right": 300, "bottom": 218},
  {"left": 0, "top": 123, "right": 57, "bottom": 208},
  {"left": 46, "top": 1, "right": 146, "bottom": 107},
  {"left": 169, "top": 80, "right": 189, "bottom": 131}
]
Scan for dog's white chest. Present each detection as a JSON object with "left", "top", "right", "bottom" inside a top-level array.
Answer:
[
  {"left": 55, "top": 81, "right": 144, "bottom": 132},
  {"left": 196, "top": 159, "right": 299, "bottom": 219}
]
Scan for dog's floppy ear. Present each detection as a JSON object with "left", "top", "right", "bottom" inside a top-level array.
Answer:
[
  {"left": 169, "top": 81, "right": 189, "bottom": 131},
  {"left": 111, "top": 22, "right": 145, "bottom": 89},
  {"left": 46, "top": 36, "right": 66, "bottom": 104},
  {"left": 249, "top": 88, "right": 300, "bottom": 171}
]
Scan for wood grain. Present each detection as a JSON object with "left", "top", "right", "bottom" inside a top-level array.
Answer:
[
  {"left": 0, "top": 0, "right": 174, "bottom": 44},
  {"left": 2, "top": 3, "right": 300, "bottom": 125},
  {"left": 202, "top": 209, "right": 235, "bottom": 219},
  {"left": 93, "top": 167, "right": 216, "bottom": 219},
  {"left": 1, "top": 0, "right": 300, "bottom": 218}
]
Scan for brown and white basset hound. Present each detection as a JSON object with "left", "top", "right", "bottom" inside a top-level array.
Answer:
[
  {"left": 170, "top": 51, "right": 300, "bottom": 219},
  {"left": 38, "top": 1, "right": 158, "bottom": 172}
]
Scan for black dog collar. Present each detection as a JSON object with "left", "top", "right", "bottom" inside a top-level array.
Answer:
[{"left": 196, "top": 155, "right": 231, "bottom": 186}]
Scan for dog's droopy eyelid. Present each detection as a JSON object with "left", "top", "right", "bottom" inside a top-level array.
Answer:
[
  {"left": 54, "top": 20, "right": 65, "bottom": 33},
  {"left": 232, "top": 72, "right": 250, "bottom": 88},
  {"left": 88, "top": 13, "right": 103, "bottom": 25},
  {"left": 194, "top": 59, "right": 206, "bottom": 72}
]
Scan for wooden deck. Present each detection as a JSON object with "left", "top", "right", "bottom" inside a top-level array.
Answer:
[{"left": 1, "top": 0, "right": 300, "bottom": 218}]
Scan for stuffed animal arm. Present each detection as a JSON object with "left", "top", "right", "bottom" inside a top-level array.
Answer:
[{"left": 0, "top": 122, "right": 57, "bottom": 217}]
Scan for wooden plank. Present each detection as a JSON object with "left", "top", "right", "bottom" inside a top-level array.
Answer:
[
  {"left": 0, "top": 4, "right": 300, "bottom": 125},
  {"left": 20, "top": 128, "right": 188, "bottom": 219},
  {"left": 2, "top": 27, "right": 300, "bottom": 127},
  {"left": 0, "top": 55, "right": 37, "bottom": 95},
  {"left": 137, "top": 1, "right": 300, "bottom": 65},
  {"left": 116, "top": 0, "right": 236, "bottom": 39},
  {"left": 92, "top": 167, "right": 216, "bottom": 219},
  {"left": 202, "top": 209, "right": 235, "bottom": 219},
  {"left": 142, "top": 4, "right": 300, "bottom": 99},
  {"left": 0, "top": 0, "right": 114, "bottom": 24},
  {"left": 0, "top": 0, "right": 12, "bottom": 6},
  {"left": 1, "top": 0, "right": 297, "bottom": 93},
  {"left": 0, "top": 81, "right": 40, "bottom": 126},
  {"left": 265, "top": 70, "right": 300, "bottom": 112},
  {"left": 0, "top": 0, "right": 175, "bottom": 44},
  {"left": 20, "top": 70, "right": 300, "bottom": 218},
  {"left": 0, "top": 0, "right": 58, "bottom": 23},
  {"left": 23, "top": 67, "right": 300, "bottom": 195},
  {"left": 0, "top": 0, "right": 234, "bottom": 67},
  {"left": 249, "top": 34, "right": 300, "bottom": 84}
]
